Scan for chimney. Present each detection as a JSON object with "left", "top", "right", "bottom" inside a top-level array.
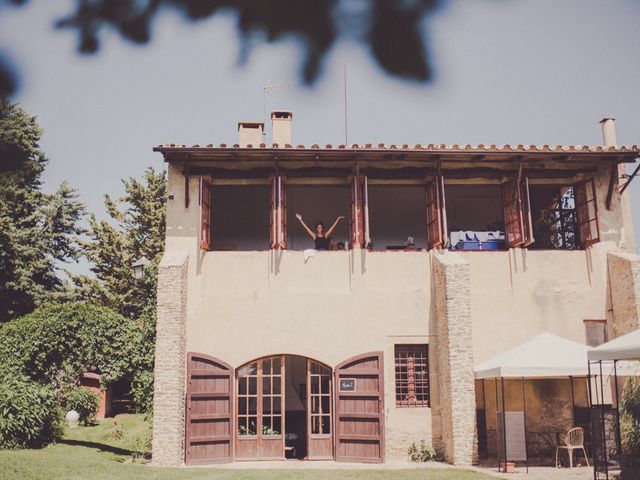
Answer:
[
  {"left": 599, "top": 116, "right": 617, "bottom": 147},
  {"left": 271, "top": 110, "right": 293, "bottom": 145},
  {"left": 238, "top": 121, "right": 264, "bottom": 146}
]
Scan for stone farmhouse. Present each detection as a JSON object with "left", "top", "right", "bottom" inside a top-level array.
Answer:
[{"left": 151, "top": 112, "right": 640, "bottom": 466}]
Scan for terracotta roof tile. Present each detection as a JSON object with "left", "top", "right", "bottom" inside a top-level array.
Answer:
[{"left": 155, "top": 143, "right": 639, "bottom": 154}]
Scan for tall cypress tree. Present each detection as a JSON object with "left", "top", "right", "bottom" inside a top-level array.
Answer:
[{"left": 0, "top": 100, "right": 85, "bottom": 322}]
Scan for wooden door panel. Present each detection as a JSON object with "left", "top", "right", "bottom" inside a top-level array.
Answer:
[
  {"left": 185, "top": 353, "right": 233, "bottom": 464},
  {"left": 307, "top": 360, "right": 333, "bottom": 460},
  {"left": 235, "top": 355, "right": 285, "bottom": 460},
  {"left": 334, "top": 352, "right": 384, "bottom": 463}
]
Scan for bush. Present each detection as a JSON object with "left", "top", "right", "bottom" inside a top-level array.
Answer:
[
  {"left": 621, "top": 376, "right": 640, "bottom": 458},
  {"left": 408, "top": 440, "right": 436, "bottom": 462},
  {"left": 0, "top": 302, "right": 156, "bottom": 413},
  {"left": 0, "top": 369, "right": 64, "bottom": 449},
  {"left": 65, "top": 387, "right": 100, "bottom": 426}
]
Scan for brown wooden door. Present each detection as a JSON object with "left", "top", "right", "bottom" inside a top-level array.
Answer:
[
  {"left": 307, "top": 360, "right": 333, "bottom": 460},
  {"left": 235, "top": 355, "right": 285, "bottom": 460},
  {"left": 185, "top": 353, "right": 233, "bottom": 464},
  {"left": 334, "top": 352, "right": 385, "bottom": 463}
]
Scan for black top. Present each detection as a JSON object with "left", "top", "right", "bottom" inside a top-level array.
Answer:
[{"left": 314, "top": 236, "right": 331, "bottom": 250}]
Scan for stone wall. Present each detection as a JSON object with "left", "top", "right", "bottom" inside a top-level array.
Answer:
[
  {"left": 151, "top": 251, "right": 188, "bottom": 466},
  {"left": 432, "top": 252, "right": 477, "bottom": 465},
  {"left": 608, "top": 251, "right": 640, "bottom": 335}
]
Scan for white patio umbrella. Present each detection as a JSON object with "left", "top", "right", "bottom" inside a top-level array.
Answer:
[
  {"left": 475, "top": 332, "right": 591, "bottom": 379},
  {"left": 588, "top": 328, "right": 640, "bottom": 362},
  {"left": 475, "top": 332, "right": 592, "bottom": 474}
]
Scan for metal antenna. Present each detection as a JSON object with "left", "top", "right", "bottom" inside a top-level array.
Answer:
[
  {"left": 263, "top": 80, "right": 290, "bottom": 136},
  {"left": 344, "top": 64, "right": 348, "bottom": 145}
]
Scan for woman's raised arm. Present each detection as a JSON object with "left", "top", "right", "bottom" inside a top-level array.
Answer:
[
  {"left": 296, "top": 213, "right": 316, "bottom": 239},
  {"left": 325, "top": 216, "right": 345, "bottom": 237}
]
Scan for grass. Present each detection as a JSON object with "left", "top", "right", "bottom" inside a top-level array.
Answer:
[{"left": 0, "top": 414, "right": 493, "bottom": 480}]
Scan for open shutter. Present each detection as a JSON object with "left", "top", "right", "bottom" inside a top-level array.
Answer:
[
  {"left": 199, "top": 178, "right": 212, "bottom": 250},
  {"left": 270, "top": 175, "right": 277, "bottom": 249},
  {"left": 334, "top": 352, "right": 384, "bottom": 463},
  {"left": 279, "top": 176, "right": 287, "bottom": 249},
  {"left": 350, "top": 175, "right": 364, "bottom": 248},
  {"left": 520, "top": 176, "right": 534, "bottom": 247},
  {"left": 270, "top": 176, "right": 287, "bottom": 249},
  {"left": 426, "top": 175, "right": 447, "bottom": 250},
  {"left": 502, "top": 178, "right": 524, "bottom": 248},
  {"left": 362, "top": 176, "right": 370, "bottom": 248},
  {"left": 185, "top": 353, "right": 233, "bottom": 464},
  {"left": 575, "top": 178, "right": 600, "bottom": 248}
]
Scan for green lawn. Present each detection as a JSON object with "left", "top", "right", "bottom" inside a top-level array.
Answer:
[{"left": 0, "top": 415, "right": 492, "bottom": 480}]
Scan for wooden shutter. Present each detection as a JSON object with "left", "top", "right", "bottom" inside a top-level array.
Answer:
[
  {"left": 270, "top": 176, "right": 287, "bottom": 249},
  {"left": 185, "top": 353, "right": 233, "bottom": 464},
  {"left": 520, "top": 176, "right": 534, "bottom": 247},
  {"left": 502, "top": 178, "right": 524, "bottom": 248},
  {"left": 334, "top": 352, "right": 385, "bottom": 463},
  {"left": 575, "top": 178, "right": 600, "bottom": 248},
  {"left": 362, "top": 176, "right": 370, "bottom": 248},
  {"left": 279, "top": 176, "right": 287, "bottom": 249},
  {"left": 350, "top": 175, "right": 364, "bottom": 248},
  {"left": 426, "top": 175, "right": 447, "bottom": 250},
  {"left": 199, "top": 178, "right": 212, "bottom": 250}
]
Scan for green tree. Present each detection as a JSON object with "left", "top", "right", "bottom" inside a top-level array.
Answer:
[
  {"left": 0, "top": 100, "right": 85, "bottom": 322},
  {"left": 74, "top": 167, "right": 165, "bottom": 320}
]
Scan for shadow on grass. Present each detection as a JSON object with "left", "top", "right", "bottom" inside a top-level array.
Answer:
[{"left": 59, "top": 439, "right": 132, "bottom": 456}]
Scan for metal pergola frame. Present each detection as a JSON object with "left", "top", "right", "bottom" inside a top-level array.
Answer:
[{"left": 587, "top": 359, "right": 622, "bottom": 480}]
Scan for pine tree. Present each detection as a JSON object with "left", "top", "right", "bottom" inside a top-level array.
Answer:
[
  {"left": 74, "top": 167, "right": 166, "bottom": 320},
  {"left": 0, "top": 100, "right": 85, "bottom": 322}
]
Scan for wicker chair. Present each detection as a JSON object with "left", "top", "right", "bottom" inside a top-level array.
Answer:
[{"left": 555, "top": 427, "right": 590, "bottom": 468}]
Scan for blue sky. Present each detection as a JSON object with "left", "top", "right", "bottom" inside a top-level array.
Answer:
[{"left": 1, "top": 0, "right": 639, "bottom": 260}]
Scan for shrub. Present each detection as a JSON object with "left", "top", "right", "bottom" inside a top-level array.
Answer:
[
  {"left": 621, "top": 376, "right": 640, "bottom": 457},
  {"left": 65, "top": 387, "right": 100, "bottom": 426},
  {"left": 0, "top": 369, "right": 64, "bottom": 449},
  {"left": 408, "top": 440, "right": 436, "bottom": 462},
  {"left": 0, "top": 302, "right": 156, "bottom": 413}
]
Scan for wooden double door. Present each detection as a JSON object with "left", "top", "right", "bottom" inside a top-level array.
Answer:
[{"left": 185, "top": 352, "right": 384, "bottom": 464}]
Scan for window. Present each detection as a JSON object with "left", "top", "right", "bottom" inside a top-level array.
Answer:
[
  {"left": 367, "top": 184, "right": 428, "bottom": 250},
  {"left": 395, "top": 344, "right": 430, "bottom": 407},
  {"left": 285, "top": 184, "right": 350, "bottom": 250},
  {"left": 199, "top": 182, "right": 271, "bottom": 251},
  {"left": 529, "top": 185, "right": 578, "bottom": 249},
  {"left": 584, "top": 320, "right": 607, "bottom": 347},
  {"left": 446, "top": 184, "right": 507, "bottom": 250}
]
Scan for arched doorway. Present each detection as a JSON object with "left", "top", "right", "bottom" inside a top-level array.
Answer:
[
  {"left": 184, "top": 351, "right": 384, "bottom": 464},
  {"left": 235, "top": 354, "right": 332, "bottom": 461}
]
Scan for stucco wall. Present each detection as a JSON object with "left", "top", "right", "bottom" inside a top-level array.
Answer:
[{"left": 158, "top": 161, "right": 637, "bottom": 464}]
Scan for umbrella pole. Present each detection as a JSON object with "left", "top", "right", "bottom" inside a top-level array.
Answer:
[
  {"left": 569, "top": 376, "right": 575, "bottom": 426},
  {"left": 501, "top": 378, "right": 508, "bottom": 473},
  {"left": 522, "top": 377, "right": 528, "bottom": 474},
  {"left": 495, "top": 379, "right": 500, "bottom": 471},
  {"left": 588, "top": 361, "right": 596, "bottom": 480},
  {"left": 613, "top": 360, "right": 622, "bottom": 471}
]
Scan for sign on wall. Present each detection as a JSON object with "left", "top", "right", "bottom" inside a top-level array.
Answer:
[{"left": 339, "top": 378, "right": 356, "bottom": 392}]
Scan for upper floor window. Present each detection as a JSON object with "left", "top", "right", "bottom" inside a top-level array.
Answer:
[
  {"left": 198, "top": 174, "right": 601, "bottom": 252},
  {"left": 395, "top": 344, "right": 430, "bottom": 407}
]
